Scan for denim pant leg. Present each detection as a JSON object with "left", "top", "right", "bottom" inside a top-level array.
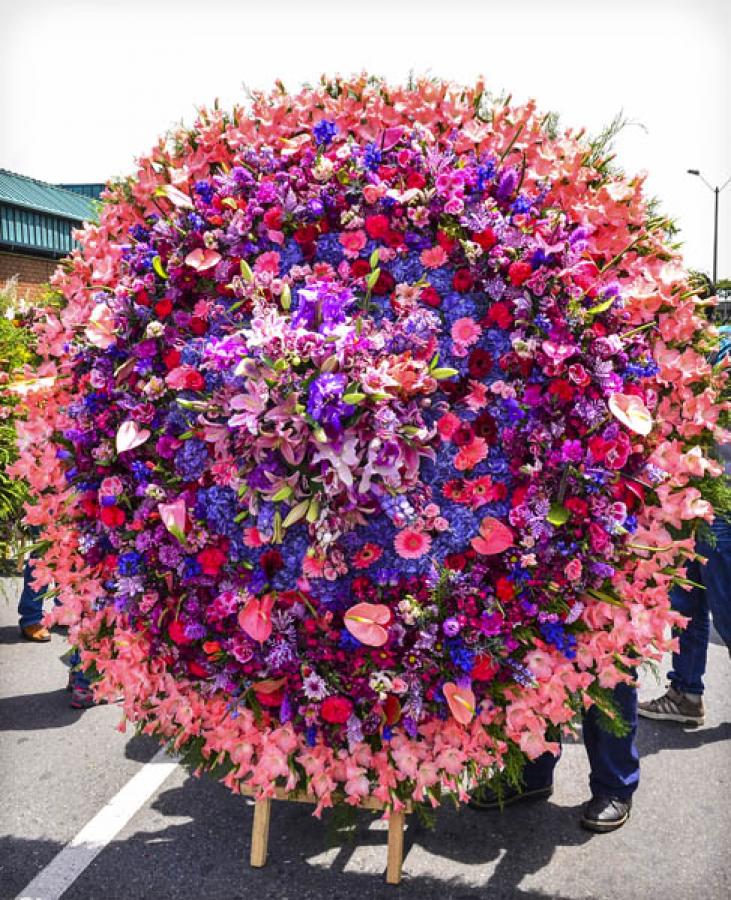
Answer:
[
  {"left": 523, "top": 746, "right": 561, "bottom": 791},
  {"left": 583, "top": 681, "right": 639, "bottom": 801},
  {"left": 17, "top": 558, "right": 45, "bottom": 629},
  {"left": 700, "top": 530, "right": 731, "bottom": 650},
  {"left": 667, "top": 558, "right": 710, "bottom": 696}
]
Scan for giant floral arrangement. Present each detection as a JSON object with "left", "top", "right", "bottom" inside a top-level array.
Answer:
[{"left": 13, "top": 76, "right": 729, "bottom": 812}]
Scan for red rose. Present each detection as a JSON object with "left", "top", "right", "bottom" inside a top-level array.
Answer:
[
  {"left": 136, "top": 289, "right": 151, "bottom": 307},
  {"left": 80, "top": 494, "right": 100, "bottom": 519},
  {"left": 383, "top": 694, "right": 401, "bottom": 725},
  {"left": 471, "top": 654, "right": 500, "bottom": 681},
  {"left": 154, "top": 298, "right": 173, "bottom": 319},
  {"left": 549, "top": 379, "right": 574, "bottom": 403},
  {"left": 293, "top": 224, "right": 318, "bottom": 245},
  {"left": 420, "top": 286, "right": 442, "bottom": 308},
  {"left": 184, "top": 370, "right": 206, "bottom": 391},
  {"left": 100, "top": 505, "right": 126, "bottom": 528},
  {"left": 565, "top": 497, "right": 589, "bottom": 519},
  {"left": 321, "top": 695, "right": 353, "bottom": 724},
  {"left": 263, "top": 207, "right": 283, "bottom": 230},
  {"left": 452, "top": 268, "right": 474, "bottom": 292},
  {"left": 163, "top": 349, "right": 181, "bottom": 370},
  {"left": 406, "top": 171, "right": 426, "bottom": 190},
  {"left": 508, "top": 260, "right": 533, "bottom": 286},
  {"left": 472, "top": 228, "right": 497, "bottom": 250},
  {"left": 495, "top": 577, "right": 515, "bottom": 601},
  {"left": 197, "top": 547, "right": 226, "bottom": 576},
  {"left": 371, "top": 270, "right": 395, "bottom": 296},
  {"left": 365, "top": 215, "right": 390, "bottom": 240},
  {"left": 350, "top": 259, "right": 370, "bottom": 279},
  {"left": 485, "top": 301, "right": 513, "bottom": 329},
  {"left": 445, "top": 552, "right": 467, "bottom": 571},
  {"left": 189, "top": 317, "right": 208, "bottom": 336}
]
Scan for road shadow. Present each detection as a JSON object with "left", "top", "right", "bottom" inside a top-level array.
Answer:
[
  {"left": 0, "top": 687, "right": 85, "bottom": 731},
  {"left": 637, "top": 719, "right": 731, "bottom": 759},
  {"left": 62, "top": 769, "right": 591, "bottom": 900},
  {"left": 0, "top": 835, "right": 65, "bottom": 899}
]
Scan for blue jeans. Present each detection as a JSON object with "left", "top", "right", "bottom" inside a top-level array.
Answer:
[
  {"left": 523, "top": 681, "right": 639, "bottom": 801},
  {"left": 17, "top": 558, "right": 45, "bottom": 628},
  {"left": 668, "top": 520, "right": 731, "bottom": 696}
]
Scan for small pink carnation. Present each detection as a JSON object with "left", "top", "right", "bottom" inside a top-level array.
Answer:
[
  {"left": 564, "top": 559, "right": 582, "bottom": 582},
  {"left": 340, "top": 229, "right": 367, "bottom": 258},
  {"left": 394, "top": 527, "right": 432, "bottom": 560},
  {"left": 254, "top": 251, "right": 281, "bottom": 275}
]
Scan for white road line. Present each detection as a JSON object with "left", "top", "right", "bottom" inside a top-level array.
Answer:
[{"left": 16, "top": 748, "right": 179, "bottom": 900}]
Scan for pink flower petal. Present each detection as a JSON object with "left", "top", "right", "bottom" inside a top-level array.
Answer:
[
  {"left": 443, "top": 682, "right": 476, "bottom": 725},
  {"left": 471, "top": 517, "right": 514, "bottom": 555},
  {"left": 344, "top": 602, "right": 390, "bottom": 647}
]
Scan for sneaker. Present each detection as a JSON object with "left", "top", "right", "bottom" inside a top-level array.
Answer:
[
  {"left": 70, "top": 683, "right": 98, "bottom": 709},
  {"left": 638, "top": 687, "right": 704, "bottom": 725},
  {"left": 469, "top": 782, "right": 553, "bottom": 811},
  {"left": 581, "top": 796, "right": 631, "bottom": 833}
]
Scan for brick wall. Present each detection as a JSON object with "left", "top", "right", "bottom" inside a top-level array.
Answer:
[{"left": 0, "top": 250, "right": 59, "bottom": 301}]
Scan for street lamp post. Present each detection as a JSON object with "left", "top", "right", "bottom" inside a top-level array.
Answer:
[{"left": 687, "top": 169, "right": 731, "bottom": 288}]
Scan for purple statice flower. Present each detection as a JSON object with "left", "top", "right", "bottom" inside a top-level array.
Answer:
[{"left": 158, "top": 543, "right": 183, "bottom": 567}]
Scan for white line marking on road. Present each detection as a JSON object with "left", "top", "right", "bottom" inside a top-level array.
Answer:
[{"left": 16, "top": 748, "right": 179, "bottom": 900}]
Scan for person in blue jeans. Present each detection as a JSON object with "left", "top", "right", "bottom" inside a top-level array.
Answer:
[
  {"left": 639, "top": 324, "right": 731, "bottom": 725},
  {"left": 638, "top": 522, "right": 731, "bottom": 725},
  {"left": 471, "top": 681, "right": 638, "bottom": 832},
  {"left": 18, "top": 543, "right": 50, "bottom": 642}
]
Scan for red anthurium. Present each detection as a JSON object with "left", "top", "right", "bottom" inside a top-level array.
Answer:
[
  {"left": 443, "top": 682, "right": 476, "bottom": 725},
  {"left": 344, "top": 602, "right": 390, "bottom": 646},
  {"left": 471, "top": 517, "right": 514, "bottom": 555},
  {"left": 238, "top": 594, "right": 275, "bottom": 643}
]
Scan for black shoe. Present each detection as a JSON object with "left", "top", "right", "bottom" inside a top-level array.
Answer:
[
  {"left": 469, "top": 783, "right": 553, "bottom": 811},
  {"left": 580, "top": 795, "right": 631, "bottom": 833}
]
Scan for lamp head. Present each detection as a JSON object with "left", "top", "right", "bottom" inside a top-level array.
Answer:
[{"left": 687, "top": 169, "right": 701, "bottom": 176}]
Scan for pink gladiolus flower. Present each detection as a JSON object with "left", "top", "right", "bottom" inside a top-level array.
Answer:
[
  {"left": 115, "top": 420, "right": 151, "bottom": 454},
  {"left": 85, "top": 303, "right": 116, "bottom": 349},
  {"left": 344, "top": 602, "right": 390, "bottom": 647},
  {"left": 394, "top": 528, "right": 432, "bottom": 559},
  {"left": 454, "top": 437, "right": 488, "bottom": 471},
  {"left": 443, "top": 682, "right": 476, "bottom": 725}
]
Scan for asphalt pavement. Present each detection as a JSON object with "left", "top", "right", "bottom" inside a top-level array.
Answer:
[{"left": 1, "top": 576, "right": 729, "bottom": 900}]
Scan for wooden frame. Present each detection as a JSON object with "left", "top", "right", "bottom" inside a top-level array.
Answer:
[{"left": 244, "top": 787, "right": 412, "bottom": 885}]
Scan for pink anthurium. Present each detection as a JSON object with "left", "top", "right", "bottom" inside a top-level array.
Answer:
[
  {"left": 185, "top": 247, "right": 221, "bottom": 272},
  {"left": 344, "top": 602, "right": 390, "bottom": 647},
  {"left": 471, "top": 517, "right": 514, "bottom": 555},
  {"left": 443, "top": 682, "right": 476, "bottom": 725},
  {"left": 158, "top": 498, "right": 187, "bottom": 541},
  {"left": 116, "top": 420, "right": 151, "bottom": 454},
  {"left": 85, "top": 303, "right": 116, "bottom": 349},
  {"left": 238, "top": 594, "right": 275, "bottom": 644},
  {"left": 608, "top": 393, "right": 653, "bottom": 436}
]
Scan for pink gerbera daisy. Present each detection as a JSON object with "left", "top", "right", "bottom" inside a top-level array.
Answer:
[
  {"left": 451, "top": 317, "right": 481, "bottom": 347},
  {"left": 394, "top": 528, "right": 432, "bottom": 560}
]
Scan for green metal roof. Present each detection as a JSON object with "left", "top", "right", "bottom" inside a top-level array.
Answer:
[{"left": 0, "top": 169, "right": 96, "bottom": 221}]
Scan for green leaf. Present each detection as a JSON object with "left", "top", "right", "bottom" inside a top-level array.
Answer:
[
  {"left": 282, "top": 498, "right": 310, "bottom": 528},
  {"left": 272, "top": 485, "right": 293, "bottom": 502},
  {"left": 240, "top": 260, "right": 253, "bottom": 282},
  {"left": 366, "top": 268, "right": 381, "bottom": 290},
  {"left": 234, "top": 511, "right": 249, "bottom": 523},
  {"left": 306, "top": 498, "right": 320, "bottom": 523},
  {"left": 168, "top": 525, "right": 186, "bottom": 544},
  {"left": 547, "top": 503, "right": 570, "bottom": 526},
  {"left": 342, "top": 392, "right": 366, "bottom": 405},
  {"left": 369, "top": 248, "right": 380, "bottom": 269},
  {"left": 586, "top": 588, "right": 625, "bottom": 607},
  {"left": 586, "top": 296, "right": 615, "bottom": 316},
  {"left": 429, "top": 352, "right": 440, "bottom": 371},
  {"left": 152, "top": 256, "right": 168, "bottom": 280},
  {"left": 431, "top": 367, "right": 459, "bottom": 380},
  {"left": 280, "top": 283, "right": 291, "bottom": 310}
]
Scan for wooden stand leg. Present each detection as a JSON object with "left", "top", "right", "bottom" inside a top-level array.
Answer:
[
  {"left": 386, "top": 809, "right": 406, "bottom": 885},
  {"left": 250, "top": 798, "right": 272, "bottom": 868}
]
